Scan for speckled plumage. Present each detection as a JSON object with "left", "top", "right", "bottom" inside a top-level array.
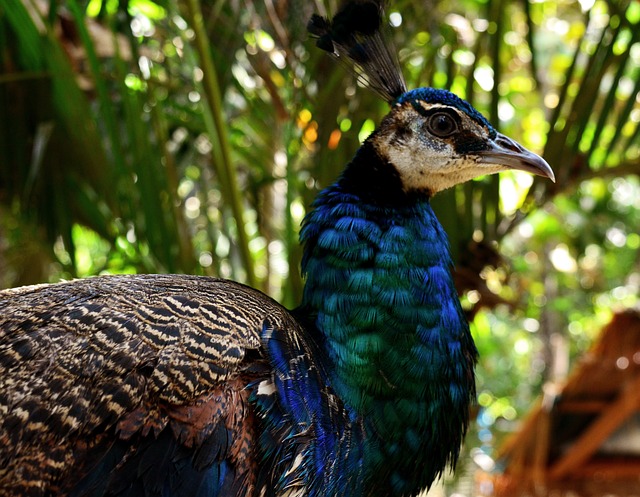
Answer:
[
  {"left": 0, "top": 276, "right": 289, "bottom": 495},
  {"left": 0, "top": 2, "right": 554, "bottom": 496}
]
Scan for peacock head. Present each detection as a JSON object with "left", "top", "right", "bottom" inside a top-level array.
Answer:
[
  {"left": 309, "top": 1, "right": 555, "bottom": 196},
  {"left": 370, "top": 87, "right": 555, "bottom": 196}
]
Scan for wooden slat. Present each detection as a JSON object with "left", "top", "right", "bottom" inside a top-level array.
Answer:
[
  {"left": 549, "top": 374, "right": 640, "bottom": 480},
  {"left": 571, "top": 459, "right": 640, "bottom": 478},
  {"left": 496, "top": 404, "right": 542, "bottom": 460},
  {"left": 531, "top": 406, "right": 551, "bottom": 485},
  {"left": 557, "top": 400, "right": 608, "bottom": 413}
]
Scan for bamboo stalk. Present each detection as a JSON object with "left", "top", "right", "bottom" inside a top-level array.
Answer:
[{"left": 181, "top": 0, "right": 256, "bottom": 287}]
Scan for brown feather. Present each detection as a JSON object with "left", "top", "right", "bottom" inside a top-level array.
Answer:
[{"left": 0, "top": 274, "right": 301, "bottom": 495}]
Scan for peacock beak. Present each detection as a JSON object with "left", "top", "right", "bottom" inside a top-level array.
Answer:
[{"left": 476, "top": 132, "right": 556, "bottom": 182}]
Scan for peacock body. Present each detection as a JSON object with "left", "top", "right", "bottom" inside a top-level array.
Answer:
[{"left": 0, "top": 2, "right": 554, "bottom": 496}]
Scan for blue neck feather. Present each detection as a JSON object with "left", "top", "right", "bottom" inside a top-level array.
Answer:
[{"left": 281, "top": 139, "right": 478, "bottom": 495}]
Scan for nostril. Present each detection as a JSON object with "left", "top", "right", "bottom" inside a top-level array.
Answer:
[{"left": 496, "top": 136, "right": 522, "bottom": 152}]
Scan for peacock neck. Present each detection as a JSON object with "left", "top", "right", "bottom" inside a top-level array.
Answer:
[{"left": 299, "top": 139, "right": 477, "bottom": 494}]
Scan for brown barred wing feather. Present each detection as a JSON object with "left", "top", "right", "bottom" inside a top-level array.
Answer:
[{"left": 0, "top": 274, "right": 294, "bottom": 496}]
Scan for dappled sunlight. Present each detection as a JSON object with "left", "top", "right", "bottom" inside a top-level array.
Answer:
[{"left": 1, "top": 0, "right": 639, "bottom": 494}]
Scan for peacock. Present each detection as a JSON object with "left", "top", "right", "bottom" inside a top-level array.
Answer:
[{"left": 0, "top": 2, "right": 554, "bottom": 496}]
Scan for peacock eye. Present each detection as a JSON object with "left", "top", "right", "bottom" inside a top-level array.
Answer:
[{"left": 427, "top": 112, "right": 458, "bottom": 138}]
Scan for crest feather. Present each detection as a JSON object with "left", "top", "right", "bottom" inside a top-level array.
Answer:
[{"left": 308, "top": 1, "right": 407, "bottom": 103}]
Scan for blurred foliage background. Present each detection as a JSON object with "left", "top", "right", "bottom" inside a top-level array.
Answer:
[{"left": 0, "top": 0, "right": 638, "bottom": 493}]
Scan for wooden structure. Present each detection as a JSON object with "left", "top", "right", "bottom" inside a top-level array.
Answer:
[{"left": 482, "top": 310, "right": 640, "bottom": 496}]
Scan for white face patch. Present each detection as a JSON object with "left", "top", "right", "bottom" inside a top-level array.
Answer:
[{"left": 372, "top": 102, "right": 501, "bottom": 195}]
